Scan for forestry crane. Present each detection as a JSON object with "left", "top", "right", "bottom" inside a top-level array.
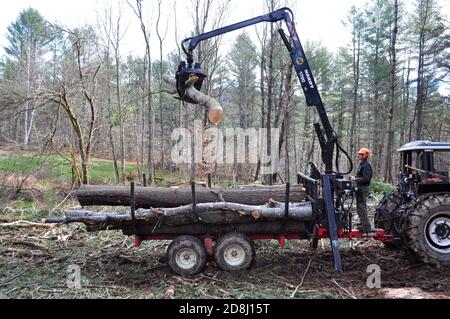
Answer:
[{"left": 175, "top": 7, "right": 356, "bottom": 272}]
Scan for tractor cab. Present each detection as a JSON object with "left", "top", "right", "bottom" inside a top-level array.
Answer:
[{"left": 397, "top": 140, "right": 450, "bottom": 196}]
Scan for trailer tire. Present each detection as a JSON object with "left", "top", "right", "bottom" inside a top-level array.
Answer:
[
  {"left": 214, "top": 233, "right": 255, "bottom": 272},
  {"left": 166, "top": 235, "right": 207, "bottom": 276},
  {"left": 403, "top": 193, "right": 450, "bottom": 267}
]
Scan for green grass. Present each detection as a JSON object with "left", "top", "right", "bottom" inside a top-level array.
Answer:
[
  {"left": 1, "top": 152, "right": 397, "bottom": 192},
  {"left": 0, "top": 154, "right": 143, "bottom": 185}
]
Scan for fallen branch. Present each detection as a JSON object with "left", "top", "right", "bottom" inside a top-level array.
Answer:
[
  {"left": 0, "top": 267, "right": 33, "bottom": 287},
  {"left": 332, "top": 279, "right": 357, "bottom": 299},
  {"left": 291, "top": 258, "right": 312, "bottom": 298},
  {"left": 11, "top": 240, "right": 49, "bottom": 252},
  {"left": 0, "top": 220, "right": 55, "bottom": 228}
]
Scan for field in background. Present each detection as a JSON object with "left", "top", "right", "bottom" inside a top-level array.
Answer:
[{"left": 0, "top": 149, "right": 188, "bottom": 213}]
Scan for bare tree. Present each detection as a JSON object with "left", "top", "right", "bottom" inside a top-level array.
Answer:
[
  {"left": 384, "top": 0, "right": 399, "bottom": 183},
  {"left": 101, "top": 5, "right": 128, "bottom": 183},
  {"left": 156, "top": 0, "right": 169, "bottom": 171},
  {"left": 128, "top": 0, "right": 155, "bottom": 184},
  {"left": 43, "top": 26, "right": 100, "bottom": 185},
  {"left": 98, "top": 7, "right": 121, "bottom": 184}
]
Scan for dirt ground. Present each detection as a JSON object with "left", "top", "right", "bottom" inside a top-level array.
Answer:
[{"left": 0, "top": 220, "right": 449, "bottom": 299}]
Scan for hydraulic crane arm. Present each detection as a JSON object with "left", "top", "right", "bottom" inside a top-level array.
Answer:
[
  {"left": 177, "top": 7, "right": 352, "bottom": 272},
  {"left": 180, "top": 7, "right": 349, "bottom": 174}
]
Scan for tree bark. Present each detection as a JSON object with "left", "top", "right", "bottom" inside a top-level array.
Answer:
[
  {"left": 129, "top": 0, "right": 155, "bottom": 184},
  {"left": 413, "top": 0, "right": 430, "bottom": 141},
  {"left": 384, "top": 0, "right": 398, "bottom": 183},
  {"left": 47, "top": 201, "right": 313, "bottom": 234},
  {"left": 76, "top": 184, "right": 306, "bottom": 208}
]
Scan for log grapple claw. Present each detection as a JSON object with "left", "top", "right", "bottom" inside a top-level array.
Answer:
[{"left": 176, "top": 61, "right": 206, "bottom": 104}]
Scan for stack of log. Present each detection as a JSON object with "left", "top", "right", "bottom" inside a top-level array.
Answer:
[
  {"left": 76, "top": 184, "right": 307, "bottom": 208},
  {"left": 47, "top": 184, "right": 313, "bottom": 234}
]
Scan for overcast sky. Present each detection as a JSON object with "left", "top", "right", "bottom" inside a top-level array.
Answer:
[{"left": 0, "top": 0, "right": 449, "bottom": 59}]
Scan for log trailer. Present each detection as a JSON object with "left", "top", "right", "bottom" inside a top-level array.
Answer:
[{"left": 47, "top": 8, "right": 449, "bottom": 275}]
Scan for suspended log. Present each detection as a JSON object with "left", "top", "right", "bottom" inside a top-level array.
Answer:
[
  {"left": 76, "top": 184, "right": 306, "bottom": 208},
  {"left": 46, "top": 201, "right": 313, "bottom": 231},
  {"left": 163, "top": 74, "right": 223, "bottom": 124}
]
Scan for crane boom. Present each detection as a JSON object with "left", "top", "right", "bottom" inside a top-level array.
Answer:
[{"left": 176, "top": 7, "right": 349, "bottom": 272}]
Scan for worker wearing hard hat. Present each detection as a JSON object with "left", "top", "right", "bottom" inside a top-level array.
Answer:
[{"left": 350, "top": 148, "right": 373, "bottom": 233}]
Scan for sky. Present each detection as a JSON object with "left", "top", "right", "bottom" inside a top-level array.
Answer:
[{"left": 0, "top": 0, "right": 449, "bottom": 59}]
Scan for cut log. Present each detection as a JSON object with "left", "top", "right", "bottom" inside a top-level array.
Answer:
[
  {"left": 76, "top": 184, "right": 306, "bottom": 208},
  {"left": 163, "top": 74, "right": 223, "bottom": 124},
  {"left": 46, "top": 201, "right": 313, "bottom": 232}
]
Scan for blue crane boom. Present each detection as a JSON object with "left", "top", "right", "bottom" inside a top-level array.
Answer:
[{"left": 176, "top": 7, "right": 353, "bottom": 272}]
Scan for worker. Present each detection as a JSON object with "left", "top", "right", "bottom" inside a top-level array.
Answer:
[{"left": 350, "top": 148, "right": 373, "bottom": 233}]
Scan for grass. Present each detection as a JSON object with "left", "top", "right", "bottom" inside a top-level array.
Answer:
[
  {"left": 0, "top": 153, "right": 154, "bottom": 185},
  {"left": 0, "top": 154, "right": 180, "bottom": 189}
]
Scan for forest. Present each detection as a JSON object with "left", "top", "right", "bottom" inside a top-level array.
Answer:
[
  {"left": 0, "top": 0, "right": 448, "bottom": 188},
  {"left": 0, "top": 0, "right": 449, "bottom": 300}
]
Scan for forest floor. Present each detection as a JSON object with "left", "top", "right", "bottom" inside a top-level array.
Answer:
[
  {"left": 1, "top": 206, "right": 449, "bottom": 299},
  {"left": 0, "top": 149, "right": 449, "bottom": 299}
]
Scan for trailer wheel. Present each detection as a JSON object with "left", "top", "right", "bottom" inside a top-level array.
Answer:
[
  {"left": 403, "top": 193, "right": 450, "bottom": 267},
  {"left": 166, "top": 236, "right": 207, "bottom": 276},
  {"left": 214, "top": 233, "right": 254, "bottom": 272}
]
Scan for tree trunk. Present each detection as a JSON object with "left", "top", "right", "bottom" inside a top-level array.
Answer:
[
  {"left": 76, "top": 184, "right": 306, "bottom": 208},
  {"left": 400, "top": 56, "right": 411, "bottom": 145},
  {"left": 130, "top": 0, "right": 155, "bottom": 184},
  {"left": 50, "top": 201, "right": 312, "bottom": 228},
  {"left": 156, "top": 0, "right": 165, "bottom": 171},
  {"left": 384, "top": 0, "right": 398, "bottom": 183},
  {"left": 350, "top": 31, "right": 360, "bottom": 165},
  {"left": 413, "top": 0, "right": 430, "bottom": 141},
  {"left": 264, "top": 20, "right": 275, "bottom": 185}
]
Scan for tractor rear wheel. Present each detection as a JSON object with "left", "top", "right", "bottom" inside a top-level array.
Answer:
[
  {"left": 375, "top": 191, "right": 403, "bottom": 249},
  {"left": 403, "top": 193, "right": 450, "bottom": 267}
]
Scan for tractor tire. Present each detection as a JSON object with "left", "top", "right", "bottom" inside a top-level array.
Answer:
[
  {"left": 214, "top": 233, "right": 255, "bottom": 272},
  {"left": 166, "top": 235, "right": 207, "bottom": 276},
  {"left": 375, "top": 191, "right": 403, "bottom": 249},
  {"left": 403, "top": 193, "right": 450, "bottom": 267}
]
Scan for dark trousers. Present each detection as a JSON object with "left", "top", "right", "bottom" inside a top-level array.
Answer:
[{"left": 356, "top": 186, "right": 371, "bottom": 230}]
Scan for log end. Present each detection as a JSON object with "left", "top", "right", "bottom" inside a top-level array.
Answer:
[{"left": 208, "top": 105, "right": 224, "bottom": 124}]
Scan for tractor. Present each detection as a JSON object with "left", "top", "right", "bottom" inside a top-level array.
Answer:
[{"left": 375, "top": 140, "right": 450, "bottom": 266}]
